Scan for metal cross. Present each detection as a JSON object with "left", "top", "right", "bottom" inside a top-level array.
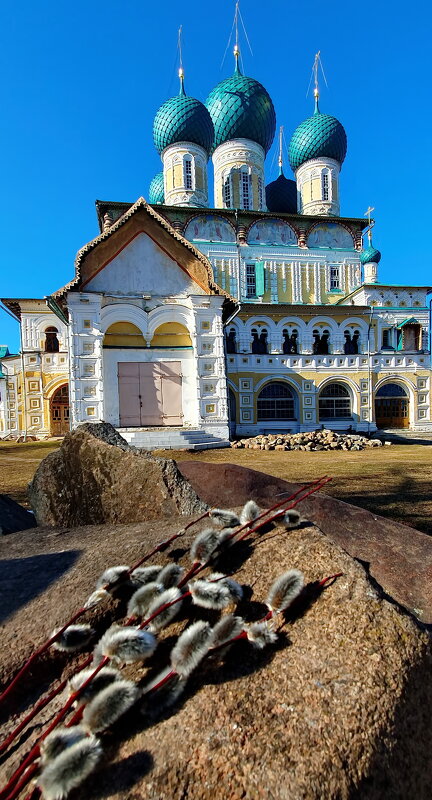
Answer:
[{"left": 364, "top": 206, "right": 375, "bottom": 227}]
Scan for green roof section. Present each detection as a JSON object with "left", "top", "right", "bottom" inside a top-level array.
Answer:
[
  {"left": 153, "top": 76, "right": 214, "bottom": 156},
  {"left": 288, "top": 100, "right": 347, "bottom": 171},
  {"left": 205, "top": 67, "right": 276, "bottom": 154},
  {"left": 397, "top": 317, "right": 421, "bottom": 328},
  {"left": 148, "top": 172, "right": 165, "bottom": 204},
  {"left": 0, "top": 346, "right": 10, "bottom": 359}
]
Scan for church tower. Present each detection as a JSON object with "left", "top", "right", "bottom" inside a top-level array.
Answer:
[
  {"left": 205, "top": 45, "right": 276, "bottom": 211},
  {"left": 288, "top": 53, "right": 347, "bottom": 217},
  {"left": 152, "top": 68, "right": 214, "bottom": 208}
]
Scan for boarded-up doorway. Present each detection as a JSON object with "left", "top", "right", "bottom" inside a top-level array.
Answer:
[{"left": 118, "top": 362, "right": 182, "bottom": 427}]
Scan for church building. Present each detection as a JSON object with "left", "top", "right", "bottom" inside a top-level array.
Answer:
[{"left": 1, "top": 46, "right": 431, "bottom": 446}]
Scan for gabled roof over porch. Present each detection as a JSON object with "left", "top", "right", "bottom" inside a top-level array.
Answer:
[{"left": 52, "top": 196, "right": 230, "bottom": 301}]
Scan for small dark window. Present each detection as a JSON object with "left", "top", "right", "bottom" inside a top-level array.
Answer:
[
  {"left": 246, "top": 263, "right": 256, "bottom": 298},
  {"left": 226, "top": 327, "right": 236, "bottom": 354},
  {"left": 45, "top": 327, "right": 59, "bottom": 353}
]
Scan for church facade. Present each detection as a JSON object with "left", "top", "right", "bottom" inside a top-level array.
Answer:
[{"left": 1, "top": 51, "right": 431, "bottom": 445}]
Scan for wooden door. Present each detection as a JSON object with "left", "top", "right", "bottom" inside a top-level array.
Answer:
[
  {"left": 375, "top": 398, "right": 409, "bottom": 428},
  {"left": 160, "top": 362, "right": 182, "bottom": 426},
  {"left": 118, "top": 362, "right": 182, "bottom": 427},
  {"left": 118, "top": 363, "right": 141, "bottom": 426},
  {"left": 139, "top": 363, "right": 164, "bottom": 426},
  {"left": 50, "top": 385, "right": 70, "bottom": 435}
]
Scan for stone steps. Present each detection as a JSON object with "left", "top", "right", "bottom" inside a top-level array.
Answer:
[{"left": 117, "top": 427, "right": 231, "bottom": 451}]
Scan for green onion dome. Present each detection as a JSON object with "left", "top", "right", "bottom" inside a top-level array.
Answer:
[
  {"left": 148, "top": 172, "right": 165, "bottom": 204},
  {"left": 265, "top": 169, "right": 297, "bottom": 213},
  {"left": 205, "top": 65, "right": 276, "bottom": 154},
  {"left": 288, "top": 100, "right": 347, "bottom": 171},
  {"left": 153, "top": 77, "right": 214, "bottom": 156},
  {"left": 360, "top": 245, "right": 381, "bottom": 265}
]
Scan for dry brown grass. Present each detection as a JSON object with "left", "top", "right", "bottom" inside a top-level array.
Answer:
[
  {"left": 0, "top": 439, "right": 60, "bottom": 507},
  {"left": 1, "top": 438, "right": 431, "bottom": 535}
]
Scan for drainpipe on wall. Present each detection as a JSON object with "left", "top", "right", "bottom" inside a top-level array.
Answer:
[{"left": 367, "top": 307, "right": 374, "bottom": 436}]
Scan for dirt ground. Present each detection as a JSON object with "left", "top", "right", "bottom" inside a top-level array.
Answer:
[{"left": 1, "top": 438, "right": 432, "bottom": 534}]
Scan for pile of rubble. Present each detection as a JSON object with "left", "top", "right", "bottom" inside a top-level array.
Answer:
[{"left": 231, "top": 429, "right": 384, "bottom": 451}]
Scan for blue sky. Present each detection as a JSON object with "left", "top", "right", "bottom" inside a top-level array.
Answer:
[{"left": 0, "top": 0, "right": 429, "bottom": 351}]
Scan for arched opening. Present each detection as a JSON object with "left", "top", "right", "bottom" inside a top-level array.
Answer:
[
  {"left": 50, "top": 384, "right": 69, "bottom": 436},
  {"left": 319, "top": 383, "right": 352, "bottom": 420},
  {"left": 226, "top": 327, "right": 237, "bottom": 354},
  {"left": 150, "top": 322, "right": 192, "bottom": 348},
  {"left": 103, "top": 322, "right": 146, "bottom": 348},
  {"left": 251, "top": 327, "right": 268, "bottom": 354},
  {"left": 282, "top": 328, "right": 298, "bottom": 354},
  {"left": 375, "top": 383, "right": 409, "bottom": 429},
  {"left": 45, "top": 327, "right": 59, "bottom": 353},
  {"left": 313, "top": 328, "right": 330, "bottom": 355},
  {"left": 344, "top": 329, "right": 360, "bottom": 354},
  {"left": 257, "top": 382, "right": 296, "bottom": 421}
]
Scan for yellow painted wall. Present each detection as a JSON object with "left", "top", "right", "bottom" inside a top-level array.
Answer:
[
  {"left": 195, "top": 165, "right": 204, "bottom": 190},
  {"left": 173, "top": 164, "right": 183, "bottom": 188},
  {"left": 150, "top": 322, "right": 192, "bottom": 348},
  {"left": 104, "top": 322, "right": 146, "bottom": 348}
]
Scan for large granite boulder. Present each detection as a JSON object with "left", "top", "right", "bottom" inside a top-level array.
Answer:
[
  {"left": 28, "top": 424, "right": 206, "bottom": 527},
  {"left": 179, "top": 461, "right": 432, "bottom": 626},
  {"left": 1, "top": 512, "right": 431, "bottom": 799}
]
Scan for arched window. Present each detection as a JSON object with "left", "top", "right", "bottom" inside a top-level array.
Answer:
[
  {"left": 183, "top": 156, "right": 193, "bottom": 190},
  {"left": 241, "top": 168, "right": 250, "bottom": 210},
  {"left": 45, "top": 327, "right": 59, "bottom": 353},
  {"left": 375, "top": 383, "right": 408, "bottom": 398},
  {"left": 344, "top": 329, "right": 360, "bottom": 354},
  {"left": 322, "top": 171, "right": 329, "bottom": 201},
  {"left": 251, "top": 327, "right": 267, "bottom": 354},
  {"left": 283, "top": 328, "right": 298, "bottom": 354},
  {"left": 226, "top": 327, "right": 236, "bottom": 354},
  {"left": 319, "top": 383, "right": 352, "bottom": 420},
  {"left": 223, "top": 175, "right": 231, "bottom": 208},
  {"left": 313, "top": 328, "right": 330, "bottom": 355},
  {"left": 257, "top": 382, "right": 296, "bottom": 420}
]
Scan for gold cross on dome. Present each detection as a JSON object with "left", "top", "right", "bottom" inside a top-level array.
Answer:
[{"left": 364, "top": 206, "right": 375, "bottom": 227}]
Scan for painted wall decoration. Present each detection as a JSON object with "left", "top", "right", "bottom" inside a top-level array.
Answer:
[
  {"left": 247, "top": 218, "right": 297, "bottom": 246},
  {"left": 307, "top": 223, "right": 354, "bottom": 249},
  {"left": 184, "top": 215, "right": 236, "bottom": 243}
]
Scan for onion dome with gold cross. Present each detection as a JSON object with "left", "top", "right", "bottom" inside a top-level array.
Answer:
[
  {"left": 205, "top": 48, "right": 276, "bottom": 154},
  {"left": 148, "top": 171, "right": 165, "bottom": 204},
  {"left": 288, "top": 95, "right": 347, "bottom": 171},
  {"left": 153, "top": 71, "right": 214, "bottom": 156}
]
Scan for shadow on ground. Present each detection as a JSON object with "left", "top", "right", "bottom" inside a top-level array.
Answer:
[{"left": 0, "top": 551, "right": 80, "bottom": 622}]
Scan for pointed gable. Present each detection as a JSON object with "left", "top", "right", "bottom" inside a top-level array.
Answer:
[{"left": 54, "top": 197, "right": 226, "bottom": 299}]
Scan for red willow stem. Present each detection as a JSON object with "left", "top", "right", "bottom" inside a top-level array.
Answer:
[
  {"left": 4, "top": 763, "right": 39, "bottom": 800},
  {"left": 177, "top": 477, "right": 329, "bottom": 592},
  {"left": 1, "top": 484, "right": 330, "bottom": 787},
  {"left": 233, "top": 477, "right": 332, "bottom": 546},
  {"left": 0, "top": 659, "right": 109, "bottom": 800},
  {"left": 0, "top": 608, "right": 88, "bottom": 707},
  {"left": 318, "top": 572, "right": 343, "bottom": 587},
  {"left": 0, "top": 511, "right": 212, "bottom": 709}
]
